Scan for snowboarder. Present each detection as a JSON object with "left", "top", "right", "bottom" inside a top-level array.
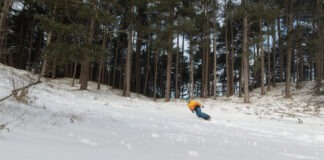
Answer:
[{"left": 186, "top": 98, "right": 210, "bottom": 120}]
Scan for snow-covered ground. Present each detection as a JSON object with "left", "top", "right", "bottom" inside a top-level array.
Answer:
[{"left": 0, "top": 63, "right": 324, "bottom": 160}]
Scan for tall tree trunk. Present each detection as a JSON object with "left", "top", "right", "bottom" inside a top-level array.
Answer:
[
  {"left": 202, "top": 41, "right": 207, "bottom": 97},
  {"left": 165, "top": 33, "right": 173, "bottom": 102},
  {"left": 213, "top": 21, "right": 217, "bottom": 99},
  {"left": 175, "top": 34, "right": 180, "bottom": 98},
  {"left": 112, "top": 42, "right": 119, "bottom": 89},
  {"left": 189, "top": 36, "right": 194, "bottom": 98},
  {"left": 51, "top": 58, "right": 57, "bottom": 79},
  {"left": 207, "top": 37, "right": 211, "bottom": 96},
  {"left": 259, "top": 16, "right": 265, "bottom": 95},
  {"left": 272, "top": 21, "right": 276, "bottom": 87},
  {"left": 181, "top": 34, "right": 185, "bottom": 98},
  {"left": 316, "top": 0, "right": 323, "bottom": 94},
  {"left": 97, "top": 27, "right": 108, "bottom": 90},
  {"left": 16, "top": 6, "right": 26, "bottom": 69},
  {"left": 120, "top": 40, "right": 125, "bottom": 91},
  {"left": 144, "top": 36, "right": 151, "bottom": 96},
  {"left": 239, "top": 56, "right": 243, "bottom": 98},
  {"left": 202, "top": 2, "right": 209, "bottom": 98},
  {"left": 277, "top": 17, "right": 284, "bottom": 82},
  {"left": 97, "top": 60, "right": 104, "bottom": 90},
  {"left": 165, "top": 5, "right": 174, "bottom": 102},
  {"left": 267, "top": 25, "right": 271, "bottom": 91},
  {"left": 125, "top": 30, "right": 133, "bottom": 97},
  {"left": 242, "top": 0, "right": 250, "bottom": 103},
  {"left": 153, "top": 50, "right": 158, "bottom": 101},
  {"left": 202, "top": 36, "right": 206, "bottom": 97},
  {"left": 310, "top": 63, "right": 313, "bottom": 81},
  {"left": 2, "top": 21, "right": 8, "bottom": 65},
  {"left": 135, "top": 32, "right": 142, "bottom": 93},
  {"left": 225, "top": 0, "right": 230, "bottom": 97},
  {"left": 0, "top": 0, "right": 12, "bottom": 63},
  {"left": 285, "top": 0, "right": 294, "bottom": 98},
  {"left": 252, "top": 44, "right": 259, "bottom": 90},
  {"left": 27, "top": 19, "right": 35, "bottom": 71},
  {"left": 80, "top": 57, "right": 91, "bottom": 91},
  {"left": 80, "top": 0, "right": 96, "bottom": 90},
  {"left": 229, "top": 21, "right": 234, "bottom": 96},
  {"left": 71, "top": 62, "right": 77, "bottom": 87},
  {"left": 41, "top": 1, "right": 56, "bottom": 78},
  {"left": 34, "top": 30, "right": 44, "bottom": 70},
  {"left": 296, "top": 18, "right": 303, "bottom": 89}
]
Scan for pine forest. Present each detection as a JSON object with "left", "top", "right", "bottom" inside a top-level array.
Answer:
[{"left": 0, "top": 0, "right": 323, "bottom": 102}]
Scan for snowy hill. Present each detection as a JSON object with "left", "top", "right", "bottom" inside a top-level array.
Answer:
[{"left": 0, "top": 63, "right": 324, "bottom": 160}]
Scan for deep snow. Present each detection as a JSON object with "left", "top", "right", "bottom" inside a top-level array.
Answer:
[{"left": 0, "top": 63, "right": 324, "bottom": 160}]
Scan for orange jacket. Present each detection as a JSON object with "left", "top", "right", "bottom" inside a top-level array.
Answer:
[{"left": 187, "top": 100, "right": 201, "bottom": 111}]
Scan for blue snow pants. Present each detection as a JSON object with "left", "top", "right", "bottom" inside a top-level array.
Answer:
[{"left": 194, "top": 106, "right": 210, "bottom": 120}]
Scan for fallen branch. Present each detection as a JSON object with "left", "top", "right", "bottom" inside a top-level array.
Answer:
[
  {"left": 0, "top": 94, "right": 13, "bottom": 102},
  {"left": 0, "top": 80, "right": 41, "bottom": 103}
]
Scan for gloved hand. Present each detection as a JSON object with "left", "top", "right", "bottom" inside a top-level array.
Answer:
[{"left": 202, "top": 106, "right": 204, "bottom": 108}]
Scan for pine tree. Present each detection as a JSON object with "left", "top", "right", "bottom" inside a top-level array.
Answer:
[
  {"left": 80, "top": 0, "right": 97, "bottom": 90},
  {"left": 315, "top": 0, "right": 323, "bottom": 94},
  {"left": 124, "top": 29, "right": 133, "bottom": 97},
  {"left": 277, "top": 17, "right": 284, "bottom": 82},
  {"left": 189, "top": 34, "right": 194, "bottom": 98},
  {"left": 212, "top": 0, "right": 219, "bottom": 99},
  {"left": 164, "top": 1, "right": 177, "bottom": 102},
  {"left": 124, "top": 0, "right": 135, "bottom": 97},
  {"left": 40, "top": 0, "right": 57, "bottom": 78},
  {"left": 225, "top": 0, "right": 230, "bottom": 97},
  {"left": 264, "top": 0, "right": 279, "bottom": 91},
  {"left": 134, "top": 1, "right": 148, "bottom": 94},
  {"left": 285, "top": 0, "right": 294, "bottom": 98},
  {"left": 258, "top": 0, "right": 265, "bottom": 95},
  {"left": 242, "top": 0, "right": 250, "bottom": 103},
  {"left": 0, "top": 0, "right": 12, "bottom": 63}
]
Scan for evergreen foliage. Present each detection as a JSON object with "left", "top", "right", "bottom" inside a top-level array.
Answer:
[{"left": 1, "top": 0, "right": 323, "bottom": 101}]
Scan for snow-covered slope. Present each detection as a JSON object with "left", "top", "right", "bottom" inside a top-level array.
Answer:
[{"left": 0, "top": 63, "right": 324, "bottom": 160}]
